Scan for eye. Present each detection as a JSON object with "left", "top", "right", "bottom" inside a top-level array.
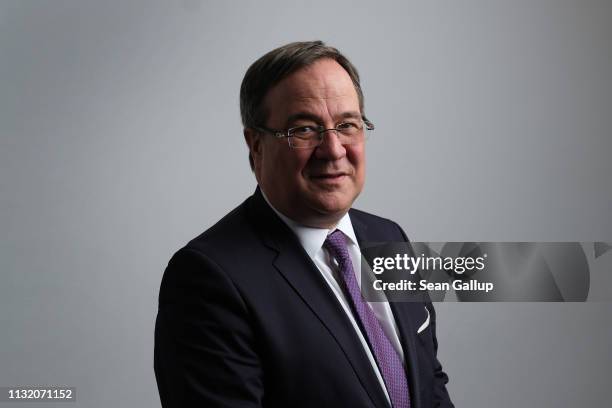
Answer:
[
  {"left": 297, "top": 126, "right": 315, "bottom": 133},
  {"left": 290, "top": 126, "right": 318, "bottom": 138},
  {"left": 336, "top": 121, "right": 360, "bottom": 133}
]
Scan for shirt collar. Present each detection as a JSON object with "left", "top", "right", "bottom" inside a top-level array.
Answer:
[{"left": 260, "top": 189, "right": 359, "bottom": 258}]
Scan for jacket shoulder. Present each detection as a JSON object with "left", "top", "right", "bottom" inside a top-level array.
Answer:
[
  {"left": 160, "top": 195, "right": 271, "bottom": 297},
  {"left": 167, "top": 195, "right": 265, "bottom": 272},
  {"left": 187, "top": 199, "right": 251, "bottom": 250}
]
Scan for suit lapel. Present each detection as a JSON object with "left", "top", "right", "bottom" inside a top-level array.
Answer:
[
  {"left": 351, "top": 213, "right": 423, "bottom": 408},
  {"left": 247, "top": 189, "right": 390, "bottom": 408}
]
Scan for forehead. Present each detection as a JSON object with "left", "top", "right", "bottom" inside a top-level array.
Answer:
[{"left": 262, "top": 58, "right": 360, "bottom": 123}]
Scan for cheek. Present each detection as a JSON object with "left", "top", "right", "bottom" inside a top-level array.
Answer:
[
  {"left": 292, "top": 152, "right": 314, "bottom": 180},
  {"left": 267, "top": 148, "right": 308, "bottom": 186},
  {"left": 348, "top": 146, "right": 366, "bottom": 181}
]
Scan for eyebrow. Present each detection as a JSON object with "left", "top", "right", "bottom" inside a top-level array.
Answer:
[{"left": 285, "top": 111, "right": 362, "bottom": 127}]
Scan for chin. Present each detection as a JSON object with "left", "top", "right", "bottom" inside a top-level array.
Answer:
[{"left": 309, "top": 191, "right": 354, "bottom": 216}]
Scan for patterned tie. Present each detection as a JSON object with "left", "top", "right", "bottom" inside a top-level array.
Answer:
[{"left": 324, "top": 229, "right": 410, "bottom": 408}]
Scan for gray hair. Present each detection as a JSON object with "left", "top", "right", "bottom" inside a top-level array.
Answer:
[{"left": 240, "top": 40, "right": 365, "bottom": 169}]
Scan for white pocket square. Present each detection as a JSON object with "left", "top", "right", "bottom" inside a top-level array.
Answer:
[{"left": 417, "top": 306, "right": 430, "bottom": 334}]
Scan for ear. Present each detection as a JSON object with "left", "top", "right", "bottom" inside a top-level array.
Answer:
[{"left": 244, "top": 127, "right": 263, "bottom": 172}]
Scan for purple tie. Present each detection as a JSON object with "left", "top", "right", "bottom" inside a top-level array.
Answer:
[{"left": 324, "top": 229, "right": 410, "bottom": 408}]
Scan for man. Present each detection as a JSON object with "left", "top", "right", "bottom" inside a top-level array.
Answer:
[{"left": 154, "top": 41, "right": 453, "bottom": 407}]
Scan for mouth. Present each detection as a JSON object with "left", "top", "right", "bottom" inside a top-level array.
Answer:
[
  {"left": 308, "top": 172, "right": 349, "bottom": 186},
  {"left": 310, "top": 173, "right": 347, "bottom": 180}
]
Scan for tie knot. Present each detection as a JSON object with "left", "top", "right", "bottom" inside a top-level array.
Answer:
[{"left": 324, "top": 229, "right": 351, "bottom": 266}]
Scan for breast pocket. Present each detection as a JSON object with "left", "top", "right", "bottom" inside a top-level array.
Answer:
[{"left": 415, "top": 305, "right": 435, "bottom": 357}]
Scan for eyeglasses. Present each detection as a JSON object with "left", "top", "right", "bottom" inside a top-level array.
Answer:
[{"left": 253, "top": 117, "right": 375, "bottom": 149}]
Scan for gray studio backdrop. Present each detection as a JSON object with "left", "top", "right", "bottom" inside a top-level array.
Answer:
[{"left": 1, "top": 1, "right": 611, "bottom": 407}]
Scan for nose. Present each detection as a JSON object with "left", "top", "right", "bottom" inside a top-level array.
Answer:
[{"left": 314, "top": 129, "right": 346, "bottom": 160}]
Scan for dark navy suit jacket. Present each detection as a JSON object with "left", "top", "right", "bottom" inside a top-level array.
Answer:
[{"left": 154, "top": 188, "right": 453, "bottom": 407}]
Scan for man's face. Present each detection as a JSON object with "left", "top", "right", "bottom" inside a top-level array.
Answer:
[{"left": 246, "top": 58, "right": 366, "bottom": 228}]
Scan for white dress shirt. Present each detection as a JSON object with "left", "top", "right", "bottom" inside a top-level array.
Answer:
[{"left": 261, "top": 192, "right": 404, "bottom": 404}]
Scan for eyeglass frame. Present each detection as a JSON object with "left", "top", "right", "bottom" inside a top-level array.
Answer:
[{"left": 251, "top": 116, "right": 375, "bottom": 149}]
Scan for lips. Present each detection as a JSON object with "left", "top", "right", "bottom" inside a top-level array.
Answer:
[
  {"left": 312, "top": 173, "right": 345, "bottom": 178},
  {"left": 308, "top": 172, "right": 350, "bottom": 188},
  {"left": 310, "top": 173, "right": 347, "bottom": 180}
]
